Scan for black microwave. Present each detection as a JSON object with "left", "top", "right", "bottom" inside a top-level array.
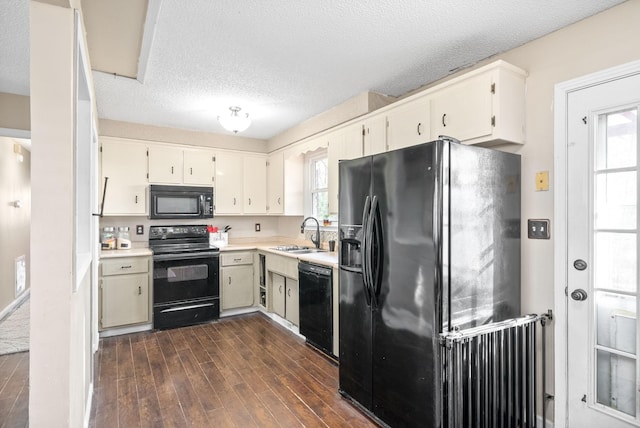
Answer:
[{"left": 149, "top": 185, "right": 214, "bottom": 219}]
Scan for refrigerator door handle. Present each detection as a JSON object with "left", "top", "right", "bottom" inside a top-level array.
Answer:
[
  {"left": 371, "top": 196, "right": 384, "bottom": 305},
  {"left": 361, "top": 195, "right": 372, "bottom": 306},
  {"left": 367, "top": 195, "right": 378, "bottom": 308}
]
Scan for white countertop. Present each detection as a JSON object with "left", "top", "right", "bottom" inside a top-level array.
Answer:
[
  {"left": 100, "top": 247, "right": 153, "bottom": 258},
  {"left": 99, "top": 240, "right": 338, "bottom": 268}
]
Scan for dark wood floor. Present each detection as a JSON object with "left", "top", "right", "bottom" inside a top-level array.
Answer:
[
  {"left": 0, "top": 351, "right": 29, "bottom": 428},
  {"left": 89, "top": 312, "right": 377, "bottom": 427},
  {"left": 0, "top": 312, "right": 377, "bottom": 428}
]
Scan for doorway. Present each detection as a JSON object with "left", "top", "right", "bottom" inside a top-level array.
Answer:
[{"left": 555, "top": 60, "right": 640, "bottom": 427}]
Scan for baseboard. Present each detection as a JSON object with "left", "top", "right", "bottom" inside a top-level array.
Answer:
[
  {"left": 220, "top": 307, "right": 259, "bottom": 318},
  {"left": 537, "top": 415, "right": 554, "bottom": 428},
  {"left": 99, "top": 323, "right": 152, "bottom": 338},
  {"left": 83, "top": 382, "right": 93, "bottom": 428},
  {"left": 258, "top": 309, "right": 304, "bottom": 339},
  {"left": 0, "top": 288, "right": 30, "bottom": 322}
]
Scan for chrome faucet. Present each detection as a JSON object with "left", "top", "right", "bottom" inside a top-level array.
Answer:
[{"left": 300, "top": 217, "right": 321, "bottom": 249}]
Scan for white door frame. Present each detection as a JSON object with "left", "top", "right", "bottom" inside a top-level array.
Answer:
[{"left": 554, "top": 59, "right": 640, "bottom": 428}]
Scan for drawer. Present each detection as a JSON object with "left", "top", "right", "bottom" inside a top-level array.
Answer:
[
  {"left": 221, "top": 252, "right": 254, "bottom": 266},
  {"left": 101, "top": 257, "right": 149, "bottom": 276}
]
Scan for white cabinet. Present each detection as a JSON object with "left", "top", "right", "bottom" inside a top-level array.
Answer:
[
  {"left": 429, "top": 61, "right": 526, "bottom": 145},
  {"left": 214, "top": 152, "right": 243, "bottom": 214},
  {"left": 99, "top": 256, "right": 151, "bottom": 330},
  {"left": 220, "top": 252, "right": 254, "bottom": 310},
  {"left": 183, "top": 148, "right": 215, "bottom": 185},
  {"left": 363, "top": 115, "right": 387, "bottom": 156},
  {"left": 215, "top": 153, "right": 267, "bottom": 215},
  {"left": 148, "top": 146, "right": 183, "bottom": 184},
  {"left": 267, "top": 152, "right": 284, "bottom": 215},
  {"left": 271, "top": 273, "right": 299, "bottom": 326},
  {"left": 100, "top": 137, "right": 148, "bottom": 215},
  {"left": 386, "top": 97, "right": 430, "bottom": 151},
  {"left": 266, "top": 253, "right": 299, "bottom": 326},
  {"left": 243, "top": 155, "right": 267, "bottom": 214},
  {"left": 148, "top": 145, "right": 214, "bottom": 185},
  {"left": 328, "top": 125, "right": 363, "bottom": 214},
  {"left": 267, "top": 151, "right": 305, "bottom": 216}
]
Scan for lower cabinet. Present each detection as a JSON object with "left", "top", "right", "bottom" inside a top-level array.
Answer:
[
  {"left": 99, "top": 256, "right": 151, "bottom": 330},
  {"left": 220, "top": 252, "right": 255, "bottom": 310},
  {"left": 271, "top": 273, "right": 299, "bottom": 326}
]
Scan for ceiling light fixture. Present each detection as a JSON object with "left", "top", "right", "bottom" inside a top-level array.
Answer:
[{"left": 218, "top": 106, "right": 251, "bottom": 134}]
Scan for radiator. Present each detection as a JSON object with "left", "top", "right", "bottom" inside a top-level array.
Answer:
[{"left": 441, "top": 314, "right": 548, "bottom": 428}]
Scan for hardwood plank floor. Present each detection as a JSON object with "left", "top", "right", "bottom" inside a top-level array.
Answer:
[
  {"left": 89, "top": 312, "right": 378, "bottom": 427},
  {"left": 0, "top": 351, "right": 29, "bottom": 428},
  {"left": 0, "top": 312, "right": 377, "bottom": 427}
]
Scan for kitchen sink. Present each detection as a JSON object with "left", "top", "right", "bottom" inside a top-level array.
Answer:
[{"left": 270, "top": 245, "right": 327, "bottom": 254}]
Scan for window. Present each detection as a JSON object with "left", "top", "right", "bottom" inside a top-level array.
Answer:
[{"left": 307, "top": 150, "right": 328, "bottom": 219}]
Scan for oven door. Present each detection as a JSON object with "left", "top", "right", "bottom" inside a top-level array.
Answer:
[{"left": 153, "top": 251, "right": 220, "bottom": 329}]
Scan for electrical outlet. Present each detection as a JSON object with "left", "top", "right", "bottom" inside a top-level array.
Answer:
[
  {"left": 136, "top": 225, "right": 144, "bottom": 235},
  {"left": 255, "top": 223, "right": 261, "bottom": 232},
  {"left": 528, "top": 219, "right": 550, "bottom": 239}
]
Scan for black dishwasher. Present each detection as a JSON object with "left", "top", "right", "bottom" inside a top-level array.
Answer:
[{"left": 298, "top": 261, "right": 333, "bottom": 357}]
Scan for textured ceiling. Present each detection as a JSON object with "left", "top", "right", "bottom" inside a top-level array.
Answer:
[{"left": 0, "top": 0, "right": 628, "bottom": 139}]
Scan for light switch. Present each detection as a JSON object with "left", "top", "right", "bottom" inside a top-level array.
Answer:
[{"left": 535, "top": 171, "right": 549, "bottom": 191}]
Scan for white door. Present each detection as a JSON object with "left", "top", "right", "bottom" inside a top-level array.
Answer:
[{"left": 567, "top": 72, "right": 640, "bottom": 427}]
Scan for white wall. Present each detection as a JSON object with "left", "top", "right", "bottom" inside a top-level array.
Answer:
[
  {"left": 0, "top": 138, "right": 30, "bottom": 313},
  {"left": 29, "top": 2, "right": 93, "bottom": 426}
]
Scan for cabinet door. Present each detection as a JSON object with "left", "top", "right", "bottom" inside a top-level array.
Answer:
[
  {"left": 430, "top": 71, "right": 493, "bottom": 142},
  {"left": 364, "top": 115, "right": 387, "bottom": 156},
  {"left": 184, "top": 149, "right": 215, "bottom": 185},
  {"left": 221, "top": 265, "right": 254, "bottom": 310},
  {"left": 271, "top": 273, "right": 286, "bottom": 318},
  {"left": 267, "top": 152, "right": 284, "bottom": 214},
  {"left": 148, "top": 146, "right": 183, "bottom": 184},
  {"left": 100, "top": 273, "right": 149, "bottom": 329},
  {"left": 386, "top": 97, "right": 430, "bottom": 151},
  {"left": 285, "top": 278, "right": 299, "bottom": 326},
  {"left": 327, "top": 130, "right": 344, "bottom": 215},
  {"left": 243, "top": 155, "right": 267, "bottom": 214},
  {"left": 101, "top": 139, "right": 148, "bottom": 215},
  {"left": 215, "top": 153, "right": 243, "bottom": 214}
]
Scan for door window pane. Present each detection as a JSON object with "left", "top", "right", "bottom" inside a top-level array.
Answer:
[
  {"left": 595, "top": 171, "right": 636, "bottom": 230},
  {"left": 596, "top": 292, "right": 636, "bottom": 354},
  {"left": 595, "top": 232, "right": 637, "bottom": 292},
  {"left": 597, "top": 349, "right": 636, "bottom": 417},
  {"left": 596, "top": 109, "right": 638, "bottom": 170}
]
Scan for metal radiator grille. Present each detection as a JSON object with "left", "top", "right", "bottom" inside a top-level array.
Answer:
[{"left": 441, "top": 314, "right": 547, "bottom": 428}]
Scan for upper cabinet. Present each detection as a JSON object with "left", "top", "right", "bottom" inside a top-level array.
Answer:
[
  {"left": 386, "top": 97, "right": 430, "bottom": 151},
  {"left": 214, "top": 152, "right": 244, "bottom": 214},
  {"left": 267, "top": 151, "right": 304, "bottom": 216},
  {"left": 149, "top": 146, "right": 214, "bottom": 186},
  {"left": 328, "top": 124, "right": 363, "bottom": 214},
  {"left": 148, "top": 146, "right": 183, "bottom": 184},
  {"left": 429, "top": 61, "right": 526, "bottom": 145},
  {"left": 183, "top": 148, "right": 215, "bottom": 185},
  {"left": 243, "top": 155, "right": 267, "bottom": 214},
  {"left": 363, "top": 115, "right": 387, "bottom": 156},
  {"left": 215, "top": 153, "right": 268, "bottom": 215},
  {"left": 100, "top": 137, "right": 148, "bottom": 216}
]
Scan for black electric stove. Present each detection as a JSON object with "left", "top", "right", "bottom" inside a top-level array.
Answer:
[{"left": 149, "top": 225, "right": 220, "bottom": 329}]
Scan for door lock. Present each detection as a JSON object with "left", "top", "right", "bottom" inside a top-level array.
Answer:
[{"left": 571, "top": 289, "right": 588, "bottom": 301}]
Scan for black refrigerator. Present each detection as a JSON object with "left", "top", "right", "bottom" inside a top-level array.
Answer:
[{"left": 338, "top": 139, "right": 521, "bottom": 427}]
